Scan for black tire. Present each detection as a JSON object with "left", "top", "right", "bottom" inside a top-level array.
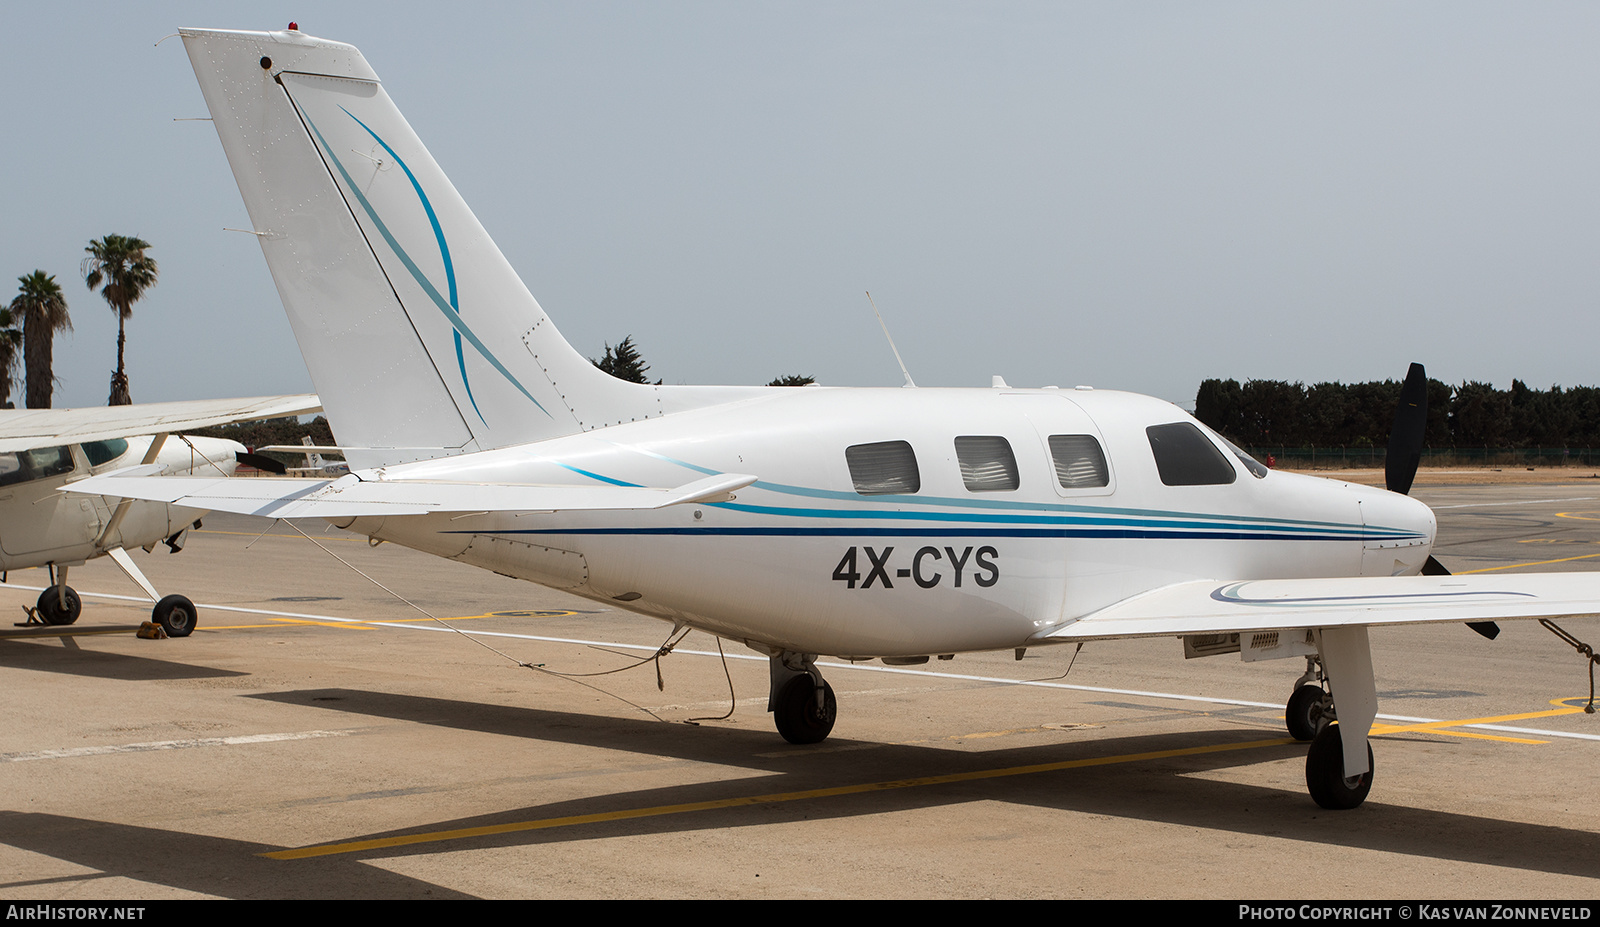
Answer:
[
  {"left": 152, "top": 594, "right": 198, "bottom": 638},
  {"left": 1286, "top": 684, "right": 1325, "bottom": 742},
  {"left": 35, "top": 586, "right": 81, "bottom": 626},
  {"left": 1305, "top": 722, "right": 1374, "bottom": 810},
  {"left": 774, "top": 674, "right": 837, "bottom": 745}
]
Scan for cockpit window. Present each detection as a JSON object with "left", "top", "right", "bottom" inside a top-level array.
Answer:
[
  {"left": 955, "top": 436, "right": 1019, "bottom": 492},
  {"left": 846, "top": 441, "right": 921, "bottom": 495},
  {"left": 1146, "top": 423, "right": 1237, "bottom": 486},
  {"left": 1213, "top": 432, "right": 1269, "bottom": 479},
  {"left": 0, "top": 445, "right": 76, "bottom": 487},
  {"left": 82, "top": 438, "right": 130, "bottom": 467}
]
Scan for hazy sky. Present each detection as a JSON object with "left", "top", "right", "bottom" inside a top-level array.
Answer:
[{"left": 5, "top": 2, "right": 1598, "bottom": 411}]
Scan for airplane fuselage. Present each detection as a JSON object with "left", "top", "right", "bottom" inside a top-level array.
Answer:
[
  {"left": 335, "top": 386, "right": 1437, "bottom": 658},
  {"left": 0, "top": 434, "right": 246, "bottom": 573}
]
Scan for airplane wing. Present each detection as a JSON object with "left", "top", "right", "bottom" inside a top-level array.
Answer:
[
  {"left": 65, "top": 470, "right": 758, "bottom": 519},
  {"left": 1033, "top": 574, "right": 1600, "bottom": 642},
  {"left": 0, "top": 395, "right": 322, "bottom": 452}
]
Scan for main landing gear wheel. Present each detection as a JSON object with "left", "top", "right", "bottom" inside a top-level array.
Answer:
[
  {"left": 1286, "top": 684, "right": 1327, "bottom": 742},
  {"left": 152, "top": 595, "right": 197, "bottom": 638},
  {"left": 774, "top": 675, "right": 837, "bottom": 745},
  {"left": 1305, "top": 722, "right": 1373, "bottom": 810},
  {"left": 35, "top": 586, "right": 81, "bottom": 626}
]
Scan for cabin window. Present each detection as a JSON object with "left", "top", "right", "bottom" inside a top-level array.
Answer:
[
  {"left": 1146, "top": 422, "right": 1237, "bottom": 486},
  {"left": 82, "top": 438, "right": 130, "bottom": 467},
  {"left": 0, "top": 445, "right": 76, "bottom": 487},
  {"left": 846, "top": 441, "right": 921, "bottom": 495},
  {"left": 955, "top": 436, "right": 1019, "bottom": 492},
  {"left": 1048, "top": 434, "right": 1110, "bottom": 488}
]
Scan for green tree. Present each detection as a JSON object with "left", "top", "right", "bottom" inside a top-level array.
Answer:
[
  {"left": 591, "top": 335, "right": 660, "bottom": 384},
  {"left": 11, "top": 271, "right": 71, "bottom": 409},
  {"left": 83, "top": 235, "right": 158, "bottom": 405},
  {"left": 0, "top": 306, "right": 21, "bottom": 409},
  {"left": 767, "top": 374, "right": 816, "bottom": 386}
]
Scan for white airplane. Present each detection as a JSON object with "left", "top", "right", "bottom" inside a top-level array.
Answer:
[
  {"left": 73, "top": 26, "right": 1600, "bottom": 809},
  {"left": 0, "top": 394, "right": 318, "bottom": 634},
  {"left": 275, "top": 436, "right": 349, "bottom": 477}
]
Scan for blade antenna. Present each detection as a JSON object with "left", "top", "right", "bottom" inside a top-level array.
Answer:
[{"left": 866, "top": 291, "right": 916, "bottom": 388}]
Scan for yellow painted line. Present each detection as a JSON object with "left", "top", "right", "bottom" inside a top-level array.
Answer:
[
  {"left": 259, "top": 618, "right": 375, "bottom": 631},
  {"left": 1456, "top": 551, "right": 1600, "bottom": 573},
  {"left": 1370, "top": 705, "right": 1584, "bottom": 740},
  {"left": 261, "top": 735, "right": 1295, "bottom": 860},
  {"left": 1428, "top": 730, "right": 1547, "bottom": 745},
  {"left": 1556, "top": 511, "right": 1600, "bottom": 522}
]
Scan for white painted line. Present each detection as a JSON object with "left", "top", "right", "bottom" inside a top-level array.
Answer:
[
  {"left": 12, "top": 585, "right": 1598, "bottom": 744},
  {"left": 1, "top": 730, "right": 353, "bottom": 763},
  {"left": 1432, "top": 497, "right": 1596, "bottom": 509}
]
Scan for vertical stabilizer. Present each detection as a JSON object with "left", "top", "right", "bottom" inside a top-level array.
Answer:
[{"left": 182, "top": 28, "right": 656, "bottom": 468}]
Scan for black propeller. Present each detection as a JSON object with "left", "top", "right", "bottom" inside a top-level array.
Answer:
[
  {"left": 1385, "top": 363, "right": 1499, "bottom": 640},
  {"left": 236, "top": 450, "right": 287, "bottom": 475},
  {"left": 1385, "top": 363, "right": 1428, "bottom": 496}
]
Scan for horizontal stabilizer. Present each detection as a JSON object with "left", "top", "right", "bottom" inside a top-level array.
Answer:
[
  {"left": 67, "top": 470, "right": 758, "bottom": 520},
  {"left": 1034, "top": 574, "right": 1600, "bottom": 642},
  {"left": 0, "top": 395, "right": 321, "bottom": 452}
]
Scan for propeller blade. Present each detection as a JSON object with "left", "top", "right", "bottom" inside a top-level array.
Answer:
[
  {"left": 236, "top": 451, "right": 287, "bottom": 475},
  {"left": 1422, "top": 556, "right": 1501, "bottom": 639},
  {"left": 1386, "top": 362, "right": 1429, "bottom": 496}
]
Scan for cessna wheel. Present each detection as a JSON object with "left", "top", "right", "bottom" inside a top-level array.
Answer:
[
  {"left": 152, "top": 595, "right": 198, "bottom": 638},
  {"left": 35, "top": 586, "right": 81, "bottom": 626},
  {"left": 1305, "top": 722, "right": 1374, "bottom": 810},
  {"left": 1286, "top": 684, "right": 1326, "bottom": 742},
  {"left": 774, "top": 675, "right": 837, "bottom": 745}
]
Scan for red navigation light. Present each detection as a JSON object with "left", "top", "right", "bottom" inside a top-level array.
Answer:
[{"left": 288, "top": 22, "right": 299, "bottom": 31}]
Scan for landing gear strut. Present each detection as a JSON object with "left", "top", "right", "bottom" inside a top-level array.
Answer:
[
  {"left": 1299, "top": 627, "right": 1379, "bottom": 810},
  {"left": 768, "top": 652, "right": 836, "bottom": 744}
]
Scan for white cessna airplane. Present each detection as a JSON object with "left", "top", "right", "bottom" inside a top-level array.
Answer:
[
  {"left": 0, "top": 394, "right": 318, "bottom": 634},
  {"left": 74, "top": 26, "right": 1600, "bottom": 809}
]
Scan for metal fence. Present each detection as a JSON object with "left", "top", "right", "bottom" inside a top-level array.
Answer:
[{"left": 1240, "top": 446, "right": 1600, "bottom": 470}]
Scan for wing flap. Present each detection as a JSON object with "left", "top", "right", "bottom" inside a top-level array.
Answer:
[
  {"left": 67, "top": 471, "right": 759, "bottom": 519},
  {"left": 1035, "top": 574, "right": 1600, "bottom": 642}
]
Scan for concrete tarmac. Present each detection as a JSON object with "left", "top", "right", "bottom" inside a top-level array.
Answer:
[{"left": 1, "top": 474, "right": 1598, "bottom": 899}]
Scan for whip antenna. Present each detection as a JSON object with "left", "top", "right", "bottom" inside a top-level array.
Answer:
[{"left": 866, "top": 291, "right": 916, "bottom": 388}]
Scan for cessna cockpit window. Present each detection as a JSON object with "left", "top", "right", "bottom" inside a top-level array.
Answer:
[
  {"left": 0, "top": 445, "right": 76, "bottom": 488},
  {"left": 846, "top": 441, "right": 921, "bottom": 495},
  {"left": 1048, "top": 434, "right": 1110, "bottom": 488},
  {"left": 955, "top": 435, "right": 1019, "bottom": 492},
  {"left": 1146, "top": 422, "right": 1237, "bottom": 486}
]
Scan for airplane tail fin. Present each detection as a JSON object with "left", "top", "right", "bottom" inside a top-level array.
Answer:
[{"left": 182, "top": 28, "right": 655, "bottom": 468}]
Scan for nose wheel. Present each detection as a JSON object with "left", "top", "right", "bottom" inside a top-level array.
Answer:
[
  {"left": 34, "top": 585, "right": 82, "bottom": 626},
  {"left": 1286, "top": 684, "right": 1329, "bottom": 742}
]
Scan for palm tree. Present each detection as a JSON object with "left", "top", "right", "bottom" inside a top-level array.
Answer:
[
  {"left": 0, "top": 306, "right": 21, "bottom": 409},
  {"left": 83, "top": 235, "right": 157, "bottom": 405},
  {"left": 11, "top": 271, "right": 71, "bottom": 409}
]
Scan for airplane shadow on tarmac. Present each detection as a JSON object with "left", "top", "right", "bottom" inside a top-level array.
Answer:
[{"left": 238, "top": 688, "right": 1600, "bottom": 880}]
